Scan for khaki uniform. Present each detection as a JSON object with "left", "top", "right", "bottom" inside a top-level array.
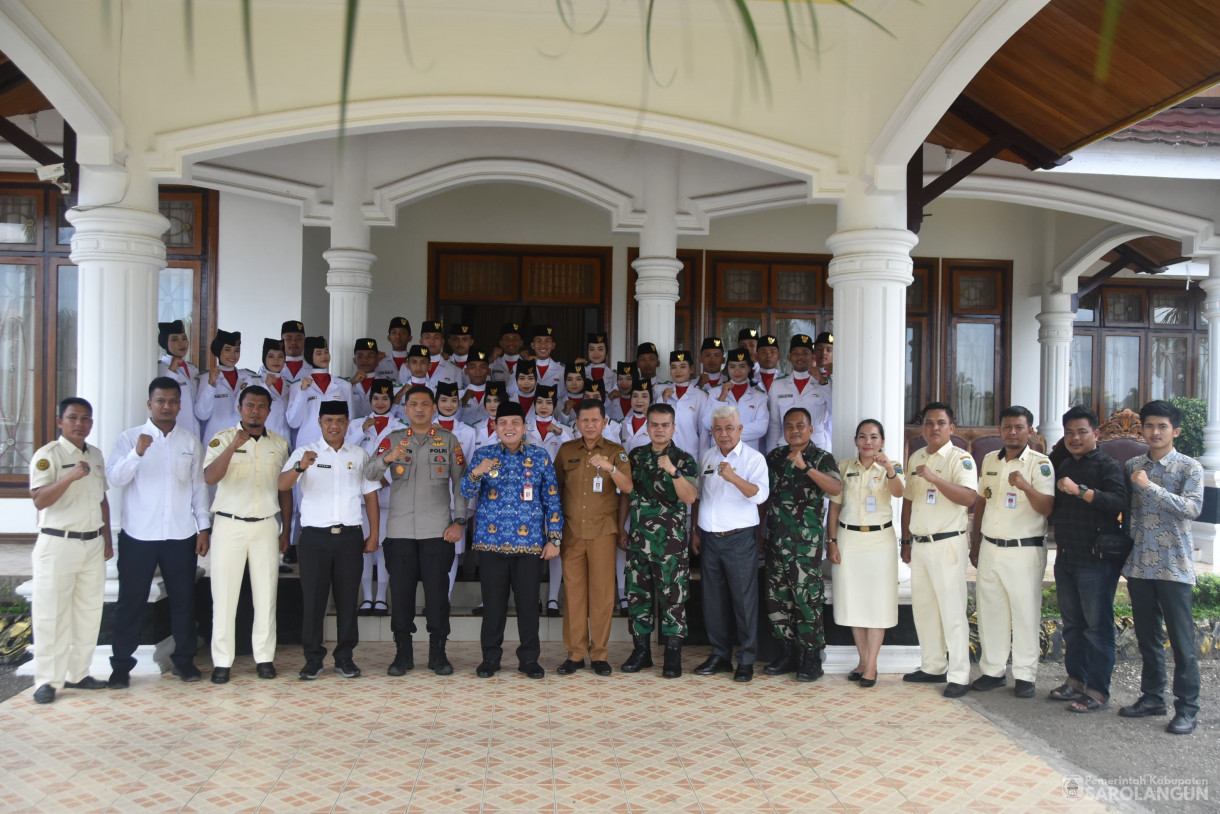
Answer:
[
  {"left": 28, "top": 437, "right": 108, "bottom": 688},
  {"left": 829, "top": 458, "right": 903, "bottom": 628},
  {"left": 905, "top": 442, "right": 977, "bottom": 685},
  {"left": 556, "top": 436, "right": 632, "bottom": 662},
  {"left": 976, "top": 447, "right": 1054, "bottom": 683},
  {"left": 204, "top": 427, "right": 290, "bottom": 667}
]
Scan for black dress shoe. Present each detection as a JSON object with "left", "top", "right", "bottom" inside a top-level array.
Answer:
[
  {"left": 211, "top": 667, "right": 231, "bottom": 684},
  {"left": 1119, "top": 696, "right": 1168, "bottom": 718},
  {"left": 336, "top": 660, "right": 363, "bottom": 678},
  {"left": 546, "top": 599, "right": 561, "bottom": 617},
  {"left": 733, "top": 664, "right": 754, "bottom": 683},
  {"left": 471, "top": 604, "right": 484, "bottom": 616},
  {"left": 64, "top": 676, "right": 107, "bottom": 690},
  {"left": 556, "top": 659, "right": 586, "bottom": 676},
  {"left": 256, "top": 662, "right": 277, "bottom": 679},
  {"left": 943, "top": 682, "right": 969, "bottom": 698},
  {"left": 33, "top": 684, "right": 55, "bottom": 704},
  {"left": 107, "top": 671, "right": 130, "bottom": 689},
  {"left": 903, "top": 670, "right": 947, "bottom": 683},
  {"left": 763, "top": 645, "right": 797, "bottom": 676},
  {"left": 518, "top": 661, "right": 545, "bottom": 679},
  {"left": 694, "top": 655, "right": 733, "bottom": 676},
  {"left": 858, "top": 675, "right": 877, "bottom": 688},
  {"left": 298, "top": 661, "right": 323, "bottom": 681},
  {"left": 1167, "top": 712, "right": 1198, "bottom": 735},
  {"left": 1014, "top": 680, "right": 1035, "bottom": 699},
  {"left": 591, "top": 661, "right": 612, "bottom": 677},
  {"left": 358, "top": 600, "right": 373, "bottom": 617},
  {"left": 476, "top": 660, "right": 500, "bottom": 678},
  {"left": 282, "top": 546, "right": 298, "bottom": 564},
  {"left": 970, "top": 674, "right": 1007, "bottom": 692},
  {"left": 847, "top": 671, "right": 863, "bottom": 682},
  {"left": 173, "top": 663, "right": 202, "bottom": 682}
]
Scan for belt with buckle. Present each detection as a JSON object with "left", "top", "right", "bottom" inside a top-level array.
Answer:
[
  {"left": 41, "top": 528, "right": 103, "bottom": 540},
  {"left": 912, "top": 531, "right": 965, "bottom": 543},
  {"left": 984, "top": 535, "right": 1044, "bottom": 548},
  {"left": 708, "top": 527, "right": 752, "bottom": 537},
  {"left": 839, "top": 521, "right": 893, "bottom": 533},
  {"left": 308, "top": 524, "right": 361, "bottom": 535},
  {"left": 216, "top": 512, "right": 271, "bottom": 523}
]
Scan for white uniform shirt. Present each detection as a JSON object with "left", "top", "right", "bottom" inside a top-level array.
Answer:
[
  {"left": 348, "top": 412, "right": 408, "bottom": 518},
  {"left": 701, "top": 383, "right": 769, "bottom": 454},
  {"left": 659, "top": 382, "right": 709, "bottom": 460},
  {"left": 157, "top": 355, "right": 200, "bottom": 437},
  {"left": 349, "top": 376, "right": 379, "bottom": 421},
  {"left": 374, "top": 352, "right": 410, "bottom": 382},
  {"left": 286, "top": 376, "right": 355, "bottom": 448},
  {"left": 284, "top": 440, "right": 380, "bottom": 528},
  {"left": 766, "top": 373, "right": 831, "bottom": 453},
  {"left": 619, "top": 412, "right": 651, "bottom": 453},
  {"left": 532, "top": 359, "right": 567, "bottom": 402},
  {"left": 29, "top": 436, "right": 107, "bottom": 532},
  {"left": 458, "top": 384, "right": 490, "bottom": 423},
  {"left": 252, "top": 369, "right": 293, "bottom": 444},
  {"left": 107, "top": 420, "right": 211, "bottom": 541},
  {"left": 696, "top": 440, "right": 770, "bottom": 532},
  {"left": 526, "top": 417, "right": 573, "bottom": 462},
  {"left": 426, "top": 358, "right": 462, "bottom": 391},
  {"left": 489, "top": 354, "right": 523, "bottom": 384},
  {"left": 607, "top": 395, "right": 633, "bottom": 422},
  {"left": 195, "top": 367, "right": 251, "bottom": 446},
  {"left": 281, "top": 357, "right": 312, "bottom": 385},
  {"left": 434, "top": 415, "right": 478, "bottom": 464}
]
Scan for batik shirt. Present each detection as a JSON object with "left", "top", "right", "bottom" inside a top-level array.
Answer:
[
  {"left": 460, "top": 441, "right": 562, "bottom": 555},
  {"left": 765, "top": 442, "right": 839, "bottom": 543},
  {"left": 627, "top": 442, "right": 698, "bottom": 555},
  {"left": 1122, "top": 449, "right": 1204, "bottom": 585}
]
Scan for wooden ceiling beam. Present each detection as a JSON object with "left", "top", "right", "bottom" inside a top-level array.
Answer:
[
  {"left": 0, "top": 113, "right": 62, "bottom": 166},
  {"left": 949, "top": 96, "right": 1072, "bottom": 171}
]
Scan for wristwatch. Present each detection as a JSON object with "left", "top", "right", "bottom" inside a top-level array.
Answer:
[
  {"left": 1076, "top": 484, "right": 1089, "bottom": 499},
  {"left": 293, "top": 462, "right": 305, "bottom": 473}
]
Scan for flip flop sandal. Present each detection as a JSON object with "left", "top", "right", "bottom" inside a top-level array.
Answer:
[
  {"left": 1067, "top": 696, "right": 1110, "bottom": 713},
  {"left": 1048, "top": 682, "right": 1081, "bottom": 701}
]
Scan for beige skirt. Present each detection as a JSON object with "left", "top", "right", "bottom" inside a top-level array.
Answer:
[{"left": 830, "top": 526, "right": 898, "bottom": 629}]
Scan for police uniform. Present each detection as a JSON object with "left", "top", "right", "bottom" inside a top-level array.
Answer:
[
  {"left": 28, "top": 435, "right": 108, "bottom": 691},
  {"left": 904, "top": 441, "right": 977, "bottom": 686},
  {"left": 766, "top": 335, "right": 831, "bottom": 453},
  {"left": 157, "top": 320, "right": 200, "bottom": 437},
  {"left": 195, "top": 329, "right": 249, "bottom": 445},
  {"left": 205, "top": 424, "right": 290, "bottom": 670},
  {"left": 829, "top": 457, "right": 903, "bottom": 628},
  {"left": 975, "top": 446, "right": 1054, "bottom": 686},
  {"left": 365, "top": 423, "right": 469, "bottom": 670},
  {"left": 286, "top": 337, "right": 354, "bottom": 448},
  {"left": 555, "top": 435, "right": 631, "bottom": 666}
]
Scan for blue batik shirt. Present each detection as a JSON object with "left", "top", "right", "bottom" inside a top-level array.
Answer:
[
  {"left": 460, "top": 441, "right": 563, "bottom": 555},
  {"left": 1122, "top": 449, "right": 1204, "bottom": 585}
]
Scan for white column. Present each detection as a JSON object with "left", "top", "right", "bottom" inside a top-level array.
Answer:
[
  {"left": 1193, "top": 258, "right": 1220, "bottom": 565},
  {"left": 325, "top": 138, "right": 374, "bottom": 377},
  {"left": 632, "top": 147, "right": 681, "bottom": 361},
  {"left": 1036, "top": 292, "right": 1075, "bottom": 448},
  {"left": 826, "top": 190, "right": 916, "bottom": 460}
]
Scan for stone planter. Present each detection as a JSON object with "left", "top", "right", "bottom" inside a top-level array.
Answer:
[{"left": 1036, "top": 616, "right": 1219, "bottom": 662}]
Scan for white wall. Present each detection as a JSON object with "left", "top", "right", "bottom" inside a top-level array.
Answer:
[{"left": 217, "top": 193, "right": 304, "bottom": 369}]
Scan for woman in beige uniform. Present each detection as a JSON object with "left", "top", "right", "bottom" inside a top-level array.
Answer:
[{"left": 827, "top": 419, "right": 904, "bottom": 687}]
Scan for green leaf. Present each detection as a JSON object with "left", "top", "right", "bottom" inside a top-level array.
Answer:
[
  {"left": 339, "top": 0, "right": 361, "bottom": 147},
  {"left": 1095, "top": 0, "right": 1124, "bottom": 82},
  {"left": 242, "top": 0, "right": 258, "bottom": 109}
]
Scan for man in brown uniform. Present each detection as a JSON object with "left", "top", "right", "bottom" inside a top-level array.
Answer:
[{"left": 554, "top": 399, "right": 634, "bottom": 676}]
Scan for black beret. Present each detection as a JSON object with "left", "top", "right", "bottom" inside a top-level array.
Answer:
[
  {"left": 448, "top": 323, "right": 472, "bottom": 336},
  {"left": 727, "top": 348, "right": 752, "bottom": 364},
  {"left": 790, "top": 334, "right": 814, "bottom": 351},
  {"left": 531, "top": 325, "right": 555, "bottom": 339},
  {"left": 468, "top": 349, "right": 490, "bottom": 363},
  {"left": 759, "top": 334, "right": 779, "bottom": 348},
  {"left": 587, "top": 332, "right": 608, "bottom": 345},
  {"left": 815, "top": 331, "right": 834, "bottom": 346},
  {"left": 515, "top": 359, "right": 537, "bottom": 376},
  {"left": 585, "top": 380, "right": 605, "bottom": 395},
  {"left": 737, "top": 328, "right": 760, "bottom": 341},
  {"left": 420, "top": 320, "right": 444, "bottom": 334},
  {"left": 630, "top": 378, "right": 653, "bottom": 394},
  {"left": 371, "top": 378, "right": 396, "bottom": 397},
  {"left": 303, "top": 336, "right": 328, "bottom": 362},
  {"left": 486, "top": 382, "right": 508, "bottom": 400},
  {"left": 500, "top": 322, "right": 523, "bottom": 337}
]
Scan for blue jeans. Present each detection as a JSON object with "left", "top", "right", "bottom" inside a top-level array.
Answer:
[
  {"left": 1128, "top": 577, "right": 1200, "bottom": 716},
  {"left": 700, "top": 527, "right": 759, "bottom": 665},
  {"left": 1053, "top": 558, "right": 1120, "bottom": 698}
]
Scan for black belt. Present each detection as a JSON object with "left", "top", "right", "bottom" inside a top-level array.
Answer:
[
  {"left": 984, "top": 535, "right": 1044, "bottom": 548},
  {"left": 306, "top": 524, "right": 362, "bottom": 535},
  {"left": 912, "top": 531, "right": 964, "bottom": 543},
  {"left": 216, "top": 512, "right": 272, "bottom": 523},
  {"left": 708, "top": 527, "right": 752, "bottom": 537},
  {"left": 839, "top": 521, "right": 892, "bottom": 533},
  {"left": 41, "top": 528, "right": 103, "bottom": 540}
]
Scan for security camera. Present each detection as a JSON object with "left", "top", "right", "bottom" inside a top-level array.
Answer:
[{"left": 36, "top": 163, "right": 71, "bottom": 195}]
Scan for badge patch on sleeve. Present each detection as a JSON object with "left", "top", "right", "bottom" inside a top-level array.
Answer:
[
  {"left": 36, "top": 459, "right": 50, "bottom": 471},
  {"left": 1040, "top": 464, "right": 1051, "bottom": 477},
  {"left": 961, "top": 459, "right": 973, "bottom": 470},
  {"left": 209, "top": 439, "right": 221, "bottom": 447}
]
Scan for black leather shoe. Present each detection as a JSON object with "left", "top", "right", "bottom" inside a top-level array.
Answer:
[
  {"left": 476, "top": 660, "right": 500, "bottom": 678},
  {"left": 297, "top": 662, "right": 323, "bottom": 681},
  {"left": 173, "top": 663, "right": 202, "bottom": 682},
  {"left": 518, "top": 661, "right": 545, "bottom": 679},
  {"left": 211, "top": 667, "right": 231, "bottom": 684},
  {"left": 471, "top": 604, "right": 484, "bottom": 616},
  {"left": 546, "top": 599, "right": 561, "bottom": 617},
  {"left": 795, "top": 652, "right": 823, "bottom": 683},
  {"left": 557, "top": 659, "right": 586, "bottom": 676},
  {"left": 694, "top": 655, "right": 733, "bottom": 676},
  {"left": 1119, "top": 696, "right": 1168, "bottom": 718},
  {"left": 107, "top": 671, "right": 130, "bottom": 690},
  {"left": 970, "top": 674, "right": 1007, "bottom": 692},
  {"left": 591, "top": 661, "right": 612, "bottom": 677},
  {"left": 358, "top": 600, "right": 374, "bottom": 616},
  {"left": 282, "top": 546, "right": 298, "bottom": 564},
  {"left": 763, "top": 644, "right": 797, "bottom": 676},
  {"left": 1167, "top": 712, "right": 1198, "bottom": 735},
  {"left": 336, "top": 660, "right": 362, "bottom": 678},
  {"left": 64, "top": 676, "right": 107, "bottom": 690},
  {"left": 388, "top": 640, "right": 414, "bottom": 676},
  {"left": 943, "top": 682, "right": 969, "bottom": 698},
  {"left": 733, "top": 664, "right": 754, "bottom": 683},
  {"left": 858, "top": 676, "right": 877, "bottom": 688},
  {"left": 33, "top": 684, "right": 55, "bottom": 704},
  {"left": 903, "top": 670, "right": 947, "bottom": 683},
  {"left": 428, "top": 639, "right": 453, "bottom": 676},
  {"left": 256, "top": 662, "right": 277, "bottom": 679},
  {"left": 662, "top": 637, "right": 682, "bottom": 679},
  {"left": 1014, "top": 680, "right": 1035, "bottom": 699},
  {"left": 847, "top": 671, "right": 863, "bottom": 682},
  {"left": 621, "top": 635, "right": 653, "bottom": 673}
]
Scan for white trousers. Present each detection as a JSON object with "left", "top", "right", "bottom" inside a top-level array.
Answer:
[
  {"left": 210, "top": 516, "right": 280, "bottom": 667},
  {"left": 31, "top": 534, "right": 105, "bottom": 688},
  {"left": 909, "top": 534, "right": 971, "bottom": 685},
  {"left": 976, "top": 541, "right": 1047, "bottom": 683}
]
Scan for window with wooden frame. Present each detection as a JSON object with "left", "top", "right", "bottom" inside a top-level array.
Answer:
[
  {"left": 942, "top": 260, "right": 1010, "bottom": 427},
  {"left": 905, "top": 259, "right": 936, "bottom": 423},
  {"left": 624, "top": 248, "right": 700, "bottom": 357}
]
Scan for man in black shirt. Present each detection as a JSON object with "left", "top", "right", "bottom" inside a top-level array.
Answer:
[{"left": 1050, "top": 406, "right": 1128, "bottom": 712}]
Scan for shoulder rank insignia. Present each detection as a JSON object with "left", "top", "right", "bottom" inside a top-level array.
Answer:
[
  {"left": 209, "top": 439, "right": 221, "bottom": 447},
  {"left": 35, "top": 459, "right": 50, "bottom": 471},
  {"left": 455, "top": 445, "right": 465, "bottom": 466},
  {"left": 1040, "top": 464, "right": 1051, "bottom": 477},
  {"left": 961, "top": 459, "right": 973, "bottom": 470}
]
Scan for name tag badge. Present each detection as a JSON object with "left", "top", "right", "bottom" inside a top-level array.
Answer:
[
  {"left": 926, "top": 489, "right": 937, "bottom": 505},
  {"left": 522, "top": 484, "right": 534, "bottom": 502},
  {"left": 1005, "top": 492, "right": 1018, "bottom": 509},
  {"left": 865, "top": 495, "right": 877, "bottom": 513},
  {"left": 593, "top": 475, "right": 604, "bottom": 493}
]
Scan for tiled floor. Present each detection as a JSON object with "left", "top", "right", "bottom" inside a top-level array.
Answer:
[{"left": 2, "top": 642, "right": 1106, "bottom": 814}]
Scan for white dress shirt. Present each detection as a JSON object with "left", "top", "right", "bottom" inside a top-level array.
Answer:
[
  {"left": 284, "top": 440, "right": 380, "bottom": 528},
  {"left": 696, "top": 440, "right": 770, "bottom": 533},
  {"left": 107, "top": 419, "right": 211, "bottom": 541}
]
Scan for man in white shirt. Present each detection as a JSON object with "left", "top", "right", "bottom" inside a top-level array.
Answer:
[
  {"left": 458, "top": 349, "right": 494, "bottom": 423},
  {"left": 374, "top": 317, "right": 413, "bottom": 381},
  {"left": 697, "top": 337, "right": 726, "bottom": 392},
  {"left": 489, "top": 321, "right": 526, "bottom": 384},
  {"left": 692, "top": 404, "right": 771, "bottom": 682},
  {"left": 419, "top": 320, "right": 462, "bottom": 390},
  {"left": 279, "top": 401, "right": 381, "bottom": 680},
  {"left": 106, "top": 377, "right": 212, "bottom": 687}
]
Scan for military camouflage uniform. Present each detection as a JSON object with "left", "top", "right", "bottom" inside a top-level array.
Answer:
[
  {"left": 626, "top": 441, "right": 699, "bottom": 638},
  {"left": 764, "top": 442, "right": 839, "bottom": 653}
]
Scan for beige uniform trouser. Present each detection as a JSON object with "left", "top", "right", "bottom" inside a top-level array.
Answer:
[
  {"left": 976, "top": 541, "right": 1047, "bottom": 683},
  {"left": 210, "top": 516, "right": 280, "bottom": 667},
  {"left": 31, "top": 533, "right": 105, "bottom": 688},
  {"left": 909, "top": 534, "right": 971, "bottom": 685}
]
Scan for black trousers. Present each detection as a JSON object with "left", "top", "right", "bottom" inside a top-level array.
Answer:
[
  {"left": 111, "top": 531, "right": 198, "bottom": 672},
  {"left": 299, "top": 526, "right": 364, "bottom": 663},
  {"left": 478, "top": 551, "right": 541, "bottom": 665},
  {"left": 1128, "top": 577, "right": 1200, "bottom": 716},
  {"left": 383, "top": 537, "right": 456, "bottom": 641}
]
